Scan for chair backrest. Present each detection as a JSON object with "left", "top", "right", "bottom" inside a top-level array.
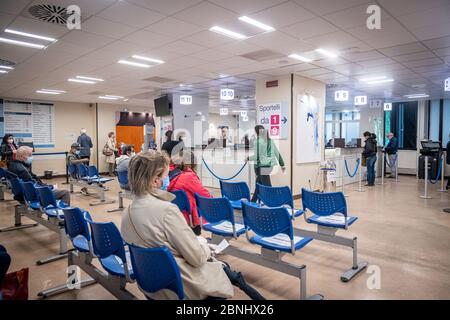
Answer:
[
  {"left": 35, "top": 185, "right": 57, "bottom": 208},
  {"left": 128, "top": 244, "right": 184, "bottom": 300},
  {"left": 88, "top": 165, "right": 99, "bottom": 177},
  {"left": 20, "top": 181, "right": 39, "bottom": 203},
  {"left": 9, "top": 177, "right": 24, "bottom": 198},
  {"left": 4, "top": 170, "right": 18, "bottom": 180},
  {"left": 171, "top": 190, "right": 191, "bottom": 214},
  {"left": 87, "top": 219, "right": 127, "bottom": 261},
  {"left": 63, "top": 207, "right": 91, "bottom": 242},
  {"left": 68, "top": 163, "right": 79, "bottom": 179},
  {"left": 117, "top": 170, "right": 129, "bottom": 186},
  {"left": 0, "top": 167, "right": 5, "bottom": 179},
  {"left": 220, "top": 180, "right": 250, "bottom": 201},
  {"left": 301, "top": 188, "right": 347, "bottom": 217},
  {"left": 256, "top": 183, "right": 294, "bottom": 208},
  {"left": 77, "top": 164, "right": 88, "bottom": 178},
  {"left": 242, "top": 201, "right": 293, "bottom": 239},
  {"left": 195, "top": 193, "right": 235, "bottom": 225}
]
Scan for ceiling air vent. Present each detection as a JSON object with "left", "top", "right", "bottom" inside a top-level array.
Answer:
[
  {"left": 241, "top": 49, "right": 285, "bottom": 62},
  {"left": 143, "top": 76, "right": 175, "bottom": 83},
  {"left": 28, "top": 4, "right": 70, "bottom": 25},
  {"left": 129, "top": 92, "right": 157, "bottom": 100}
]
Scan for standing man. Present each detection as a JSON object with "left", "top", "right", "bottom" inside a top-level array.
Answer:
[
  {"left": 446, "top": 134, "right": 450, "bottom": 190},
  {"left": 384, "top": 132, "right": 398, "bottom": 178},
  {"left": 77, "top": 128, "right": 93, "bottom": 164},
  {"left": 362, "top": 131, "right": 377, "bottom": 187}
]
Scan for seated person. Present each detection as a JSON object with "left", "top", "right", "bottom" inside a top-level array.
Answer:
[
  {"left": 168, "top": 150, "right": 210, "bottom": 236},
  {"left": 115, "top": 144, "right": 135, "bottom": 190},
  {"left": 67, "top": 142, "right": 89, "bottom": 195},
  {"left": 8, "top": 146, "right": 71, "bottom": 205},
  {"left": 161, "top": 130, "right": 184, "bottom": 158},
  {"left": 0, "top": 244, "right": 11, "bottom": 287},
  {"left": 120, "top": 150, "right": 234, "bottom": 300}
]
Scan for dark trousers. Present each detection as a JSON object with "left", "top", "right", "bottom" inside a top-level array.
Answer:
[
  {"left": 366, "top": 155, "right": 377, "bottom": 185},
  {"left": 0, "top": 245, "right": 11, "bottom": 284},
  {"left": 251, "top": 167, "right": 272, "bottom": 202},
  {"left": 53, "top": 189, "right": 71, "bottom": 205}
]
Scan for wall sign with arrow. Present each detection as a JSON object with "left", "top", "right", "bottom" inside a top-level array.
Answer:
[{"left": 256, "top": 102, "right": 289, "bottom": 140}]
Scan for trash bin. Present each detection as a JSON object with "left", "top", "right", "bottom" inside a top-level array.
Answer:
[{"left": 44, "top": 170, "right": 53, "bottom": 179}]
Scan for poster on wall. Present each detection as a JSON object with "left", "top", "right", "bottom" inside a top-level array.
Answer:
[
  {"left": 256, "top": 102, "right": 288, "bottom": 140},
  {"left": 296, "top": 94, "right": 321, "bottom": 163},
  {"left": 0, "top": 99, "right": 55, "bottom": 148}
]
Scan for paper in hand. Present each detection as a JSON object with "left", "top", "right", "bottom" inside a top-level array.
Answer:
[{"left": 213, "top": 239, "right": 229, "bottom": 254}]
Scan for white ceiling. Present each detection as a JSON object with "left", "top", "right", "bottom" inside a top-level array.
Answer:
[{"left": 0, "top": 0, "right": 449, "bottom": 108}]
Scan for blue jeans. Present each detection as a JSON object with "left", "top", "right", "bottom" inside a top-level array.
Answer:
[{"left": 366, "top": 155, "right": 377, "bottom": 185}]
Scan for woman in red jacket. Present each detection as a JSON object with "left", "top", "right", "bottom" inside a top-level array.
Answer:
[{"left": 168, "top": 150, "right": 210, "bottom": 235}]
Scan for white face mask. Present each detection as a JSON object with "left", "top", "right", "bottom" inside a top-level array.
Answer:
[
  {"left": 130, "top": 152, "right": 136, "bottom": 157},
  {"left": 8, "top": 139, "right": 13, "bottom": 144}
]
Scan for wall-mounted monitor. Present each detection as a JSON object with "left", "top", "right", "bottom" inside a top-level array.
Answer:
[{"left": 154, "top": 95, "right": 172, "bottom": 117}]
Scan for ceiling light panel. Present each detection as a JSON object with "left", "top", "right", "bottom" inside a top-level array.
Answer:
[
  {"left": 131, "top": 55, "right": 165, "bottom": 64},
  {"left": 5, "top": 28, "right": 56, "bottom": 42},
  {"left": 209, "top": 26, "right": 247, "bottom": 40},
  {"left": 0, "top": 37, "right": 46, "bottom": 49},
  {"left": 118, "top": 59, "right": 151, "bottom": 68},
  {"left": 238, "top": 16, "right": 275, "bottom": 32}
]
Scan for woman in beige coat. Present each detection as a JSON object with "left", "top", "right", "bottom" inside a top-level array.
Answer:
[
  {"left": 105, "top": 131, "right": 117, "bottom": 176},
  {"left": 120, "top": 150, "right": 234, "bottom": 300}
]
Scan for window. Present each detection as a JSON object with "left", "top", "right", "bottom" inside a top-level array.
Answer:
[
  {"left": 425, "top": 99, "right": 450, "bottom": 148},
  {"left": 385, "top": 101, "right": 417, "bottom": 150},
  {"left": 443, "top": 100, "right": 450, "bottom": 147},
  {"left": 325, "top": 110, "right": 360, "bottom": 144}
]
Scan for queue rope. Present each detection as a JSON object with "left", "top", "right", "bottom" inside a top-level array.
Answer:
[
  {"left": 344, "top": 158, "right": 360, "bottom": 178},
  {"left": 428, "top": 158, "right": 443, "bottom": 184},
  {"left": 202, "top": 157, "right": 248, "bottom": 181}
]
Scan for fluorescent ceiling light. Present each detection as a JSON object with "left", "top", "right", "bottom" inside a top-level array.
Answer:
[
  {"left": 404, "top": 93, "right": 429, "bottom": 98},
  {"left": 0, "top": 70, "right": 9, "bottom": 74},
  {"left": 68, "top": 78, "right": 95, "bottom": 84},
  {"left": 5, "top": 28, "right": 56, "bottom": 42},
  {"left": 0, "top": 66, "right": 13, "bottom": 70},
  {"left": 367, "top": 78, "right": 394, "bottom": 84},
  {"left": 118, "top": 59, "right": 150, "bottom": 68},
  {"left": 36, "top": 89, "right": 66, "bottom": 95},
  {"left": 360, "top": 76, "right": 387, "bottom": 82},
  {"left": 238, "top": 16, "right": 275, "bottom": 32},
  {"left": 99, "top": 96, "right": 118, "bottom": 100},
  {"left": 209, "top": 26, "right": 247, "bottom": 40},
  {"left": 315, "top": 48, "right": 338, "bottom": 58},
  {"left": 105, "top": 95, "right": 124, "bottom": 99},
  {"left": 40, "top": 89, "right": 66, "bottom": 93},
  {"left": 131, "top": 55, "right": 164, "bottom": 64},
  {"left": 0, "top": 37, "right": 45, "bottom": 49},
  {"left": 76, "top": 76, "right": 104, "bottom": 82},
  {"left": 288, "top": 54, "right": 312, "bottom": 63}
]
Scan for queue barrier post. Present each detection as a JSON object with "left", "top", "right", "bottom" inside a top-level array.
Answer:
[
  {"left": 355, "top": 157, "right": 365, "bottom": 193},
  {"left": 437, "top": 153, "right": 446, "bottom": 193},
  {"left": 378, "top": 152, "right": 385, "bottom": 185},
  {"left": 340, "top": 157, "right": 347, "bottom": 197},
  {"left": 420, "top": 155, "right": 432, "bottom": 199}
]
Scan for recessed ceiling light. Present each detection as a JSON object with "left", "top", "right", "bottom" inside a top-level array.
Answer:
[
  {"left": 99, "top": 96, "right": 118, "bottom": 100},
  {"left": 238, "top": 16, "right": 275, "bottom": 32},
  {"left": 68, "top": 78, "right": 96, "bottom": 84},
  {"left": 36, "top": 89, "right": 66, "bottom": 95},
  {"left": 288, "top": 54, "right": 313, "bottom": 63},
  {"left": 404, "top": 93, "right": 429, "bottom": 98},
  {"left": 5, "top": 28, "right": 56, "bottom": 42},
  {"left": 76, "top": 76, "right": 104, "bottom": 82},
  {"left": 209, "top": 26, "right": 247, "bottom": 40},
  {"left": 105, "top": 95, "right": 124, "bottom": 99},
  {"left": 123, "top": 98, "right": 129, "bottom": 102},
  {"left": 360, "top": 76, "right": 387, "bottom": 82},
  {"left": 0, "top": 66, "right": 14, "bottom": 70},
  {"left": 118, "top": 59, "right": 150, "bottom": 68},
  {"left": 367, "top": 79, "right": 394, "bottom": 84},
  {"left": 315, "top": 48, "right": 338, "bottom": 58},
  {"left": 0, "top": 37, "right": 46, "bottom": 49},
  {"left": 0, "top": 70, "right": 9, "bottom": 74},
  {"left": 131, "top": 55, "right": 164, "bottom": 64}
]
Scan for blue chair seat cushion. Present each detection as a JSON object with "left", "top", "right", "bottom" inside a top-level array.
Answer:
[
  {"left": 72, "top": 235, "right": 90, "bottom": 252},
  {"left": 229, "top": 199, "right": 243, "bottom": 210},
  {"left": 307, "top": 214, "right": 357, "bottom": 228},
  {"left": 203, "top": 220, "right": 246, "bottom": 237},
  {"left": 44, "top": 201, "right": 69, "bottom": 218},
  {"left": 249, "top": 233, "right": 313, "bottom": 253},
  {"left": 99, "top": 251, "right": 134, "bottom": 279}
]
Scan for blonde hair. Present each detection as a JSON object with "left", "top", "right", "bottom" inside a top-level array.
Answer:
[
  {"left": 128, "top": 150, "right": 169, "bottom": 196},
  {"left": 16, "top": 146, "right": 33, "bottom": 161},
  {"left": 172, "top": 149, "right": 197, "bottom": 172}
]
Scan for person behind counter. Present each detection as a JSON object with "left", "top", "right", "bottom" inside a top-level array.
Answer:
[{"left": 247, "top": 125, "right": 285, "bottom": 202}]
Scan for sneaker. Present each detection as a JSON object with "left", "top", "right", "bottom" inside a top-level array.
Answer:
[{"left": 80, "top": 188, "right": 89, "bottom": 196}]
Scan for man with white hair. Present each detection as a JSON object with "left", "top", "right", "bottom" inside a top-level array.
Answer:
[
  {"left": 8, "top": 146, "right": 71, "bottom": 205},
  {"left": 77, "top": 128, "right": 93, "bottom": 164},
  {"left": 384, "top": 132, "right": 398, "bottom": 178}
]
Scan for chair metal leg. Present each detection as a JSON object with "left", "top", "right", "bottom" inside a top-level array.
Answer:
[
  {"left": 107, "top": 192, "right": 124, "bottom": 212},
  {"left": 38, "top": 277, "right": 97, "bottom": 298},
  {"left": 340, "top": 237, "right": 368, "bottom": 282},
  {"left": 36, "top": 252, "right": 68, "bottom": 265},
  {"left": 0, "top": 205, "right": 38, "bottom": 232},
  {"left": 300, "top": 267, "right": 324, "bottom": 300}
]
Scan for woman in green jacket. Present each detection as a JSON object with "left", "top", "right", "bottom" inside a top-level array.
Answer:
[{"left": 248, "top": 125, "right": 285, "bottom": 202}]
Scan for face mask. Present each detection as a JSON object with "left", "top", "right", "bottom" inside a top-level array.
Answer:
[
  {"left": 75, "top": 150, "right": 80, "bottom": 155},
  {"left": 160, "top": 176, "right": 170, "bottom": 191},
  {"left": 8, "top": 139, "right": 13, "bottom": 144},
  {"left": 26, "top": 156, "right": 33, "bottom": 165},
  {"left": 130, "top": 152, "right": 136, "bottom": 157}
]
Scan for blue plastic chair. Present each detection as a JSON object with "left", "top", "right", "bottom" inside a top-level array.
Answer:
[
  {"left": 35, "top": 185, "right": 68, "bottom": 219},
  {"left": 171, "top": 190, "right": 193, "bottom": 227},
  {"left": 128, "top": 244, "right": 184, "bottom": 300},
  {"left": 0, "top": 167, "right": 5, "bottom": 179},
  {"left": 242, "top": 201, "right": 313, "bottom": 254},
  {"left": 301, "top": 188, "right": 357, "bottom": 230},
  {"left": 4, "top": 170, "right": 18, "bottom": 181},
  {"left": 68, "top": 163, "right": 79, "bottom": 179},
  {"left": 117, "top": 170, "right": 129, "bottom": 189},
  {"left": 9, "top": 177, "right": 24, "bottom": 200},
  {"left": 87, "top": 219, "right": 134, "bottom": 281},
  {"left": 19, "top": 181, "right": 41, "bottom": 210},
  {"left": 195, "top": 193, "right": 246, "bottom": 238},
  {"left": 88, "top": 165, "right": 113, "bottom": 183},
  {"left": 219, "top": 180, "right": 251, "bottom": 210},
  {"left": 63, "top": 207, "right": 92, "bottom": 253},
  {"left": 256, "top": 184, "right": 303, "bottom": 218}
]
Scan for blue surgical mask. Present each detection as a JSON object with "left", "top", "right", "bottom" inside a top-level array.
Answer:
[
  {"left": 161, "top": 176, "right": 170, "bottom": 191},
  {"left": 26, "top": 156, "right": 33, "bottom": 164},
  {"left": 75, "top": 150, "right": 80, "bottom": 155}
]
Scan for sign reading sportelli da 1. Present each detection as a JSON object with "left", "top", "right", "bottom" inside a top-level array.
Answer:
[{"left": 256, "top": 102, "right": 288, "bottom": 140}]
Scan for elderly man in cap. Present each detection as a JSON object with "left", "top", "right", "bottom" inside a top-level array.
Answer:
[
  {"left": 67, "top": 142, "right": 90, "bottom": 195},
  {"left": 8, "top": 146, "right": 71, "bottom": 204}
]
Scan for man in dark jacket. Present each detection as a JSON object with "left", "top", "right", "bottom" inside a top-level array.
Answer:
[
  {"left": 447, "top": 135, "right": 450, "bottom": 190},
  {"left": 362, "top": 131, "right": 377, "bottom": 186},
  {"left": 77, "top": 128, "right": 93, "bottom": 164},
  {"left": 8, "top": 146, "right": 71, "bottom": 204},
  {"left": 384, "top": 132, "right": 398, "bottom": 178}
]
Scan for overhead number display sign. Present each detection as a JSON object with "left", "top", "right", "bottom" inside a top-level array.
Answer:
[
  {"left": 219, "top": 108, "right": 228, "bottom": 115},
  {"left": 384, "top": 103, "right": 392, "bottom": 111},
  {"left": 179, "top": 95, "right": 192, "bottom": 105},
  {"left": 256, "top": 102, "right": 288, "bottom": 140},
  {"left": 445, "top": 78, "right": 450, "bottom": 91},
  {"left": 335, "top": 90, "right": 349, "bottom": 101},
  {"left": 220, "top": 88, "right": 234, "bottom": 100},
  {"left": 354, "top": 95, "right": 367, "bottom": 105},
  {"left": 369, "top": 99, "right": 383, "bottom": 109}
]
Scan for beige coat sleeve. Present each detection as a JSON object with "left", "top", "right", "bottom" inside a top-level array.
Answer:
[{"left": 163, "top": 206, "right": 211, "bottom": 268}]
